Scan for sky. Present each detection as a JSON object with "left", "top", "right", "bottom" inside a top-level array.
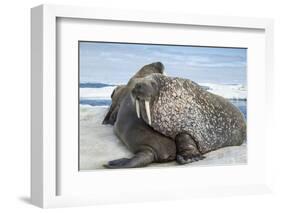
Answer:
[{"left": 79, "top": 42, "right": 247, "bottom": 85}]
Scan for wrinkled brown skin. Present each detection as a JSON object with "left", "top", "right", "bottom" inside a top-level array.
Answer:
[{"left": 102, "top": 62, "right": 176, "bottom": 169}]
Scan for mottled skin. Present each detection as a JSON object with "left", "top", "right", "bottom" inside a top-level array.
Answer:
[
  {"left": 102, "top": 62, "right": 176, "bottom": 168},
  {"left": 132, "top": 73, "right": 246, "bottom": 160}
]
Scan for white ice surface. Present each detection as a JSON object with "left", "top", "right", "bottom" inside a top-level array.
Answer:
[
  {"left": 200, "top": 83, "right": 247, "bottom": 100},
  {"left": 80, "top": 86, "right": 116, "bottom": 100},
  {"left": 80, "top": 105, "right": 247, "bottom": 170}
]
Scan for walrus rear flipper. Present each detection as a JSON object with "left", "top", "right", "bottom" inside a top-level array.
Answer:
[
  {"left": 104, "top": 150, "right": 154, "bottom": 169},
  {"left": 175, "top": 133, "right": 205, "bottom": 165}
]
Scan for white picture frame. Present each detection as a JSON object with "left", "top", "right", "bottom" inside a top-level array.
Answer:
[{"left": 31, "top": 4, "right": 274, "bottom": 208}]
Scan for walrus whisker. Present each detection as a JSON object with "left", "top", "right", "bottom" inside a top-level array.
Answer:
[
  {"left": 145, "top": 100, "right": 151, "bottom": 125},
  {"left": 136, "top": 99, "right": 141, "bottom": 119}
]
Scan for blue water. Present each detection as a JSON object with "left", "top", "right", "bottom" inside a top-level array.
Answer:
[
  {"left": 230, "top": 100, "right": 247, "bottom": 119},
  {"left": 80, "top": 82, "right": 115, "bottom": 88},
  {"left": 80, "top": 99, "right": 112, "bottom": 106},
  {"left": 80, "top": 83, "right": 247, "bottom": 120}
]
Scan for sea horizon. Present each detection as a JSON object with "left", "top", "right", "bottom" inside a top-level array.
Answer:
[{"left": 79, "top": 81, "right": 247, "bottom": 119}]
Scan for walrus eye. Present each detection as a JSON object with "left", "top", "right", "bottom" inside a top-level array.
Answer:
[{"left": 151, "top": 81, "right": 158, "bottom": 91}]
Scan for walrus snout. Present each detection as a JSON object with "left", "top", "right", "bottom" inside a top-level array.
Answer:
[
  {"left": 131, "top": 83, "right": 153, "bottom": 125},
  {"left": 131, "top": 78, "right": 160, "bottom": 126},
  {"left": 132, "top": 83, "right": 150, "bottom": 100},
  {"left": 131, "top": 96, "right": 152, "bottom": 125},
  {"left": 131, "top": 81, "right": 156, "bottom": 101}
]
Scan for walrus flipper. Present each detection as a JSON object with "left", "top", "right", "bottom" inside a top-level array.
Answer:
[
  {"left": 104, "top": 150, "right": 154, "bottom": 169},
  {"left": 175, "top": 133, "right": 205, "bottom": 165}
]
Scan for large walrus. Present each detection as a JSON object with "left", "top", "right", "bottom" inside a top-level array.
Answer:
[
  {"left": 102, "top": 62, "right": 177, "bottom": 168},
  {"left": 130, "top": 73, "right": 247, "bottom": 164}
]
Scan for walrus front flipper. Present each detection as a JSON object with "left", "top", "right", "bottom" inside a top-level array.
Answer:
[
  {"left": 175, "top": 133, "right": 205, "bottom": 165},
  {"left": 104, "top": 150, "right": 154, "bottom": 169}
]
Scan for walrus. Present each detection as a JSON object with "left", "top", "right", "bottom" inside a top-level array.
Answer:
[
  {"left": 102, "top": 62, "right": 165, "bottom": 125},
  {"left": 131, "top": 73, "right": 246, "bottom": 164},
  {"left": 102, "top": 62, "right": 177, "bottom": 168}
]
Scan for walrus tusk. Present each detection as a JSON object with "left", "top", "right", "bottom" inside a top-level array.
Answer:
[
  {"left": 145, "top": 100, "right": 151, "bottom": 125},
  {"left": 130, "top": 93, "right": 135, "bottom": 104},
  {"left": 136, "top": 99, "right": 140, "bottom": 119}
]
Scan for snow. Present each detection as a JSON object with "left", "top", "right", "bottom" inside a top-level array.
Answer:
[
  {"left": 80, "top": 105, "right": 247, "bottom": 170},
  {"left": 200, "top": 83, "right": 247, "bottom": 100},
  {"left": 79, "top": 105, "right": 132, "bottom": 170},
  {"left": 80, "top": 86, "right": 116, "bottom": 100}
]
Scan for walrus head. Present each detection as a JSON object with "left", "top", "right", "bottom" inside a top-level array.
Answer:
[
  {"left": 131, "top": 74, "right": 160, "bottom": 126},
  {"left": 129, "top": 62, "right": 165, "bottom": 80},
  {"left": 102, "top": 62, "right": 165, "bottom": 125}
]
